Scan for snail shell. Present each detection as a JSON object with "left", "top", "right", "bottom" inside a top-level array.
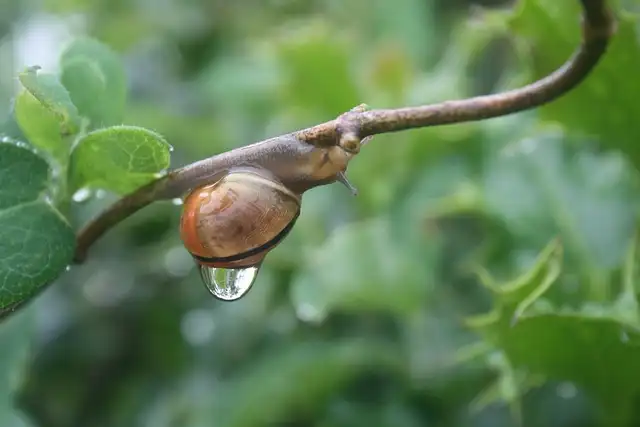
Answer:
[{"left": 179, "top": 168, "right": 301, "bottom": 269}]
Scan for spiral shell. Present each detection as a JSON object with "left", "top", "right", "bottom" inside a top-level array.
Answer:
[{"left": 179, "top": 169, "right": 301, "bottom": 269}]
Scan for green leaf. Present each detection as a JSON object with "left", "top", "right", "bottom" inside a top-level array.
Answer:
[
  {"left": 60, "top": 38, "right": 127, "bottom": 127},
  {"left": 14, "top": 90, "right": 69, "bottom": 161},
  {"left": 509, "top": 1, "right": 640, "bottom": 169},
  {"left": 0, "top": 143, "right": 49, "bottom": 210},
  {"left": 17, "top": 66, "right": 80, "bottom": 137},
  {"left": 290, "top": 218, "right": 437, "bottom": 321},
  {"left": 489, "top": 313, "right": 640, "bottom": 426},
  {"left": 69, "top": 125, "right": 171, "bottom": 195},
  {"left": 476, "top": 240, "right": 564, "bottom": 329},
  {"left": 0, "top": 142, "right": 75, "bottom": 313},
  {"left": 467, "top": 240, "right": 640, "bottom": 426},
  {"left": 482, "top": 127, "right": 638, "bottom": 299}
]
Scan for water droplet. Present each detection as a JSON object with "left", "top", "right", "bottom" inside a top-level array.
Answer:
[
  {"left": 65, "top": 265, "right": 71, "bottom": 272},
  {"left": 172, "top": 198, "right": 184, "bottom": 206},
  {"left": 95, "top": 189, "right": 106, "bottom": 199},
  {"left": 72, "top": 188, "right": 93, "bottom": 203},
  {"left": 199, "top": 265, "right": 260, "bottom": 301}
]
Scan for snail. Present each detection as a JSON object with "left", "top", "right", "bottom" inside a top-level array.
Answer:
[
  {"left": 179, "top": 167, "right": 301, "bottom": 270},
  {"left": 177, "top": 133, "right": 364, "bottom": 301}
]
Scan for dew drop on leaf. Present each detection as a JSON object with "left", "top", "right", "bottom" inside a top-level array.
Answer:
[{"left": 198, "top": 264, "right": 260, "bottom": 301}]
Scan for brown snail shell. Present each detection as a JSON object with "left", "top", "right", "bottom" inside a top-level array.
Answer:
[{"left": 179, "top": 169, "right": 301, "bottom": 269}]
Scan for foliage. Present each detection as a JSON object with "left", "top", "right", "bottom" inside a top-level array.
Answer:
[{"left": 0, "top": 0, "right": 639, "bottom": 426}]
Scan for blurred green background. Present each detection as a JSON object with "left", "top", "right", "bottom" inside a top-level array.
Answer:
[{"left": 2, "top": 0, "right": 640, "bottom": 426}]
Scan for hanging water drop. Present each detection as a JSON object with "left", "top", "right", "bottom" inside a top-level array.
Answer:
[{"left": 199, "top": 264, "right": 260, "bottom": 301}]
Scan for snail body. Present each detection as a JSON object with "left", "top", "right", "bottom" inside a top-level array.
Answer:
[
  {"left": 179, "top": 168, "right": 301, "bottom": 269},
  {"left": 165, "top": 134, "right": 358, "bottom": 200}
]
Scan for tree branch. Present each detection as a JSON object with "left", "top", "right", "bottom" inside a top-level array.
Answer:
[
  {"left": 73, "top": 0, "right": 615, "bottom": 263},
  {"left": 295, "top": 0, "right": 615, "bottom": 144}
]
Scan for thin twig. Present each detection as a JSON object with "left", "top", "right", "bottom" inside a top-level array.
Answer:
[
  {"left": 295, "top": 0, "right": 615, "bottom": 144},
  {"left": 73, "top": 0, "right": 615, "bottom": 263}
]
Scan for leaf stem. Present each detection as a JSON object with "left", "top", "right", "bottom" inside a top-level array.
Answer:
[{"left": 73, "top": 0, "right": 616, "bottom": 263}]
